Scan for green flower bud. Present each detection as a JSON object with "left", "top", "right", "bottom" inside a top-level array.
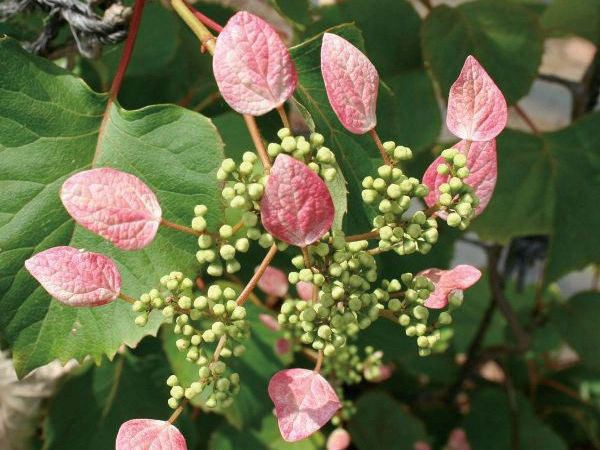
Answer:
[
  {"left": 413, "top": 305, "right": 429, "bottom": 320},
  {"left": 323, "top": 167, "right": 337, "bottom": 181},
  {"left": 446, "top": 212, "right": 462, "bottom": 227},
  {"left": 362, "top": 176, "right": 374, "bottom": 189},
  {"left": 219, "top": 244, "right": 236, "bottom": 261},
  {"left": 216, "top": 378, "right": 231, "bottom": 392},
  {"left": 166, "top": 375, "right": 179, "bottom": 387},
  {"left": 378, "top": 165, "right": 392, "bottom": 179},
  {"left": 211, "top": 361, "right": 226, "bottom": 375},
  {"left": 394, "top": 146, "right": 412, "bottom": 161},
  {"left": 310, "top": 132, "right": 325, "bottom": 147},
  {"left": 436, "top": 163, "right": 449, "bottom": 175},
  {"left": 248, "top": 183, "right": 264, "bottom": 200},
  {"left": 162, "top": 305, "right": 175, "bottom": 318},
  {"left": 281, "top": 136, "right": 296, "bottom": 152},
  {"left": 379, "top": 199, "right": 392, "bottom": 213},
  {"left": 439, "top": 193, "right": 453, "bottom": 206},
  {"left": 407, "top": 224, "right": 422, "bottom": 239},
  {"left": 221, "top": 158, "right": 236, "bottom": 173},
  {"left": 176, "top": 338, "right": 189, "bottom": 350},
  {"left": 135, "top": 314, "right": 148, "bottom": 326},
  {"left": 386, "top": 183, "right": 402, "bottom": 199},
  {"left": 202, "top": 330, "right": 216, "bottom": 342},
  {"left": 388, "top": 298, "right": 402, "bottom": 312},
  {"left": 299, "top": 268, "right": 313, "bottom": 281},
  {"left": 373, "top": 178, "right": 386, "bottom": 192},
  {"left": 456, "top": 167, "right": 470, "bottom": 178},
  {"left": 316, "top": 147, "right": 334, "bottom": 163},
  {"left": 239, "top": 161, "right": 253, "bottom": 176},
  {"left": 417, "top": 336, "right": 430, "bottom": 348},
  {"left": 242, "top": 212, "right": 258, "bottom": 227},
  {"left": 166, "top": 279, "right": 179, "bottom": 291},
  {"left": 258, "top": 233, "right": 274, "bottom": 248},
  {"left": 441, "top": 148, "right": 458, "bottom": 161},
  {"left": 399, "top": 314, "right": 411, "bottom": 326},
  {"left": 213, "top": 303, "right": 226, "bottom": 316},
  {"left": 222, "top": 186, "right": 235, "bottom": 201},
  {"left": 170, "top": 385, "right": 184, "bottom": 400},
  {"left": 438, "top": 311, "right": 452, "bottom": 325},
  {"left": 362, "top": 189, "right": 378, "bottom": 204},
  {"left": 383, "top": 141, "right": 395, "bottom": 153},
  {"left": 178, "top": 296, "right": 192, "bottom": 309},
  {"left": 231, "top": 306, "right": 246, "bottom": 320},
  {"left": 455, "top": 202, "right": 473, "bottom": 218},
  {"left": 219, "top": 224, "right": 233, "bottom": 239},
  {"left": 449, "top": 177, "right": 463, "bottom": 192},
  {"left": 453, "top": 153, "right": 467, "bottom": 167}
]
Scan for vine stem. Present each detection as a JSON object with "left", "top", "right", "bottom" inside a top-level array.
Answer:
[
  {"left": 118, "top": 292, "right": 136, "bottom": 304},
  {"left": 93, "top": 0, "right": 146, "bottom": 165},
  {"left": 185, "top": 1, "right": 223, "bottom": 32},
  {"left": 314, "top": 350, "right": 324, "bottom": 372},
  {"left": 345, "top": 230, "right": 379, "bottom": 242},
  {"left": 170, "top": 0, "right": 272, "bottom": 172},
  {"left": 301, "top": 246, "right": 311, "bottom": 269},
  {"left": 276, "top": 105, "right": 291, "bottom": 129},
  {"left": 168, "top": 402, "right": 186, "bottom": 424},
  {"left": 368, "top": 128, "right": 392, "bottom": 166},
  {"left": 236, "top": 244, "right": 278, "bottom": 305},
  {"left": 161, "top": 218, "right": 204, "bottom": 236},
  {"left": 213, "top": 335, "right": 227, "bottom": 361},
  {"left": 513, "top": 104, "right": 540, "bottom": 135}
]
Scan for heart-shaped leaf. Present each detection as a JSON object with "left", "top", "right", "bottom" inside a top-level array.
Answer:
[
  {"left": 257, "top": 265, "right": 289, "bottom": 297},
  {"left": 60, "top": 168, "right": 162, "bottom": 250},
  {"left": 116, "top": 419, "right": 187, "bottom": 450},
  {"left": 446, "top": 56, "right": 507, "bottom": 142},
  {"left": 213, "top": 11, "right": 297, "bottom": 116},
  {"left": 268, "top": 368, "right": 341, "bottom": 442},
  {"left": 260, "top": 154, "right": 334, "bottom": 246},
  {"left": 321, "top": 32, "right": 379, "bottom": 135},
  {"left": 24, "top": 246, "right": 120, "bottom": 307},
  {"left": 419, "top": 265, "right": 482, "bottom": 309},
  {"left": 296, "top": 281, "right": 314, "bottom": 300},
  {"left": 327, "top": 428, "right": 352, "bottom": 450},
  {"left": 423, "top": 139, "right": 497, "bottom": 217}
]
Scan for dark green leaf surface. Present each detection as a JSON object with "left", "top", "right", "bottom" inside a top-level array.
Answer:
[{"left": 542, "top": 0, "right": 600, "bottom": 44}]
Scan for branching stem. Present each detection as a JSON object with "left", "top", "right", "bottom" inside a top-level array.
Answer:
[
  {"left": 368, "top": 128, "right": 392, "bottom": 166},
  {"left": 314, "top": 350, "right": 323, "bottom": 372},
  {"left": 118, "top": 292, "right": 136, "bottom": 304},
  {"left": 236, "top": 244, "right": 278, "bottom": 305},
  {"left": 161, "top": 218, "right": 204, "bottom": 237},
  {"left": 276, "top": 105, "right": 291, "bottom": 129}
]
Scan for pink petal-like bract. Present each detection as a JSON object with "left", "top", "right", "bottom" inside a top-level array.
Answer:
[
  {"left": 327, "top": 428, "right": 351, "bottom": 450},
  {"left": 24, "top": 246, "right": 121, "bottom": 307},
  {"left": 213, "top": 11, "right": 297, "bottom": 115},
  {"left": 446, "top": 56, "right": 507, "bottom": 141},
  {"left": 268, "top": 368, "right": 341, "bottom": 442},
  {"left": 60, "top": 168, "right": 162, "bottom": 250},
  {"left": 259, "top": 313, "right": 281, "bottom": 331},
  {"left": 419, "top": 265, "right": 481, "bottom": 309},
  {"left": 296, "top": 281, "right": 314, "bottom": 300},
  {"left": 116, "top": 419, "right": 187, "bottom": 450},
  {"left": 367, "top": 363, "right": 394, "bottom": 383},
  {"left": 414, "top": 442, "right": 433, "bottom": 450},
  {"left": 275, "top": 338, "right": 291, "bottom": 355},
  {"left": 447, "top": 428, "right": 471, "bottom": 450},
  {"left": 257, "top": 266, "right": 289, "bottom": 297},
  {"left": 321, "top": 33, "right": 379, "bottom": 134},
  {"left": 423, "top": 139, "right": 497, "bottom": 217},
  {"left": 260, "top": 155, "right": 334, "bottom": 246}
]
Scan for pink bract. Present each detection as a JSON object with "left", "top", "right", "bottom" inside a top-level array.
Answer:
[
  {"left": 275, "top": 338, "right": 291, "bottom": 355},
  {"left": 447, "top": 428, "right": 471, "bottom": 450},
  {"left": 260, "top": 155, "right": 334, "bottom": 246},
  {"left": 296, "top": 281, "right": 314, "bottom": 300},
  {"left": 423, "top": 139, "right": 497, "bottom": 217},
  {"left": 24, "top": 246, "right": 120, "bottom": 307},
  {"left": 213, "top": 11, "right": 297, "bottom": 116},
  {"left": 327, "top": 428, "right": 351, "bottom": 450},
  {"left": 259, "top": 313, "right": 281, "bottom": 331},
  {"left": 321, "top": 32, "right": 379, "bottom": 134},
  {"left": 419, "top": 265, "right": 482, "bottom": 309},
  {"left": 257, "top": 265, "right": 289, "bottom": 297},
  {"left": 60, "top": 168, "right": 162, "bottom": 250},
  {"left": 116, "top": 419, "right": 187, "bottom": 450},
  {"left": 268, "top": 368, "right": 341, "bottom": 442},
  {"left": 446, "top": 55, "right": 507, "bottom": 142}
]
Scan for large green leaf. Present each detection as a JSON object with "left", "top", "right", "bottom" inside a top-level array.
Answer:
[
  {"left": 550, "top": 291, "right": 600, "bottom": 372},
  {"left": 348, "top": 391, "right": 427, "bottom": 449},
  {"left": 422, "top": 0, "right": 543, "bottom": 103},
  {"left": 473, "top": 115, "right": 600, "bottom": 282},
  {"left": 0, "top": 37, "right": 225, "bottom": 377},
  {"left": 464, "top": 388, "right": 567, "bottom": 450},
  {"left": 43, "top": 349, "right": 197, "bottom": 450},
  {"left": 541, "top": 0, "right": 600, "bottom": 45}
]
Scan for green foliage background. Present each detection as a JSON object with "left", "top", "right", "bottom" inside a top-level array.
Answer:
[{"left": 0, "top": 0, "right": 598, "bottom": 449}]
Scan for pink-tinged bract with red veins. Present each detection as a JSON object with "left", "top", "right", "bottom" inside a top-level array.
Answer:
[
  {"left": 24, "top": 246, "right": 121, "bottom": 307},
  {"left": 116, "top": 419, "right": 187, "bottom": 450},
  {"left": 268, "top": 368, "right": 341, "bottom": 442},
  {"left": 213, "top": 11, "right": 297, "bottom": 116},
  {"left": 259, "top": 313, "right": 281, "bottom": 331},
  {"left": 327, "top": 428, "right": 351, "bottom": 450},
  {"left": 419, "top": 265, "right": 482, "bottom": 309},
  {"left": 60, "top": 168, "right": 162, "bottom": 250},
  {"left": 257, "top": 266, "right": 289, "bottom": 297},
  {"left": 260, "top": 155, "right": 334, "bottom": 246},
  {"left": 446, "top": 56, "right": 507, "bottom": 142},
  {"left": 296, "top": 281, "right": 314, "bottom": 300},
  {"left": 423, "top": 139, "right": 497, "bottom": 217},
  {"left": 321, "top": 32, "right": 379, "bottom": 134}
]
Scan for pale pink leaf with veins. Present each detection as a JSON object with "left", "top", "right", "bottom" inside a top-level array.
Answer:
[
  {"left": 321, "top": 32, "right": 379, "bottom": 134},
  {"left": 327, "top": 428, "right": 351, "bottom": 450},
  {"left": 446, "top": 55, "right": 507, "bottom": 141},
  {"left": 24, "top": 246, "right": 121, "bottom": 307},
  {"left": 259, "top": 313, "right": 281, "bottom": 331},
  {"left": 419, "top": 265, "right": 481, "bottom": 309},
  {"left": 60, "top": 168, "right": 161, "bottom": 250},
  {"left": 257, "top": 266, "right": 289, "bottom": 297},
  {"left": 213, "top": 11, "right": 297, "bottom": 115},
  {"left": 116, "top": 419, "right": 187, "bottom": 450},
  {"left": 423, "top": 139, "right": 497, "bottom": 217},
  {"left": 296, "top": 281, "right": 314, "bottom": 300},
  {"left": 261, "top": 155, "right": 334, "bottom": 246},
  {"left": 269, "top": 368, "right": 341, "bottom": 442}
]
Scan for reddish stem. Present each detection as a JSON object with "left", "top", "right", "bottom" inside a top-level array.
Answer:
[
  {"left": 314, "top": 350, "right": 323, "bottom": 372},
  {"left": 368, "top": 128, "right": 392, "bottom": 166},
  {"left": 514, "top": 104, "right": 540, "bottom": 135},
  {"left": 236, "top": 244, "right": 278, "bottom": 305},
  {"left": 185, "top": 1, "right": 224, "bottom": 33}
]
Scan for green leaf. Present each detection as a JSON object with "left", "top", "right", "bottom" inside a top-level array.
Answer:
[
  {"left": 473, "top": 114, "right": 600, "bottom": 282},
  {"left": 422, "top": 0, "right": 543, "bottom": 103},
  {"left": 541, "top": 0, "right": 600, "bottom": 44},
  {"left": 43, "top": 350, "right": 197, "bottom": 450},
  {"left": 0, "top": 37, "right": 225, "bottom": 377},
  {"left": 209, "top": 414, "right": 324, "bottom": 450},
  {"left": 348, "top": 391, "right": 427, "bottom": 449},
  {"left": 550, "top": 291, "right": 600, "bottom": 372},
  {"left": 464, "top": 388, "right": 567, "bottom": 450}
]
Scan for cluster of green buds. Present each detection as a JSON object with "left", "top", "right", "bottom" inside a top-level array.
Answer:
[
  {"left": 218, "top": 152, "right": 266, "bottom": 210},
  {"left": 321, "top": 344, "right": 387, "bottom": 385},
  {"left": 133, "top": 273, "right": 249, "bottom": 410},
  {"left": 382, "top": 140, "right": 414, "bottom": 165},
  {"left": 331, "top": 393, "right": 358, "bottom": 427},
  {"left": 383, "top": 273, "right": 460, "bottom": 356},
  {"left": 435, "top": 148, "right": 479, "bottom": 229},
  {"left": 267, "top": 128, "right": 338, "bottom": 182},
  {"left": 376, "top": 210, "right": 439, "bottom": 256}
]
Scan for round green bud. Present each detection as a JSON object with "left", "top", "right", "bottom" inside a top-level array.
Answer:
[
  {"left": 248, "top": 183, "right": 264, "bottom": 200},
  {"left": 132, "top": 301, "right": 145, "bottom": 312},
  {"left": 373, "top": 178, "right": 386, "bottom": 192},
  {"left": 386, "top": 183, "right": 402, "bottom": 199},
  {"left": 436, "top": 163, "right": 449, "bottom": 175},
  {"left": 316, "top": 147, "right": 334, "bottom": 163},
  {"left": 191, "top": 334, "right": 202, "bottom": 346},
  {"left": 221, "top": 158, "right": 236, "bottom": 173},
  {"left": 423, "top": 228, "right": 439, "bottom": 244},
  {"left": 388, "top": 298, "right": 402, "bottom": 312},
  {"left": 441, "top": 148, "right": 458, "bottom": 161},
  {"left": 202, "top": 330, "right": 216, "bottom": 342},
  {"left": 198, "top": 366, "right": 210, "bottom": 379},
  {"left": 221, "top": 186, "right": 235, "bottom": 201},
  {"left": 281, "top": 136, "right": 296, "bottom": 152},
  {"left": 299, "top": 268, "right": 313, "bottom": 282},
  {"left": 399, "top": 314, "right": 411, "bottom": 326},
  {"left": 242, "top": 212, "right": 258, "bottom": 227},
  {"left": 449, "top": 177, "right": 463, "bottom": 192},
  {"left": 170, "top": 385, "right": 185, "bottom": 400},
  {"left": 417, "top": 336, "right": 430, "bottom": 348},
  {"left": 239, "top": 161, "right": 253, "bottom": 176},
  {"left": 439, "top": 193, "right": 453, "bottom": 206},
  {"left": 362, "top": 176, "right": 374, "bottom": 189},
  {"left": 438, "top": 311, "right": 452, "bottom": 325},
  {"left": 456, "top": 167, "right": 470, "bottom": 178},
  {"left": 449, "top": 291, "right": 463, "bottom": 307},
  {"left": 407, "top": 224, "right": 422, "bottom": 239},
  {"left": 310, "top": 132, "right": 325, "bottom": 147},
  {"left": 413, "top": 305, "right": 429, "bottom": 320},
  {"left": 216, "top": 378, "right": 231, "bottom": 392},
  {"left": 135, "top": 314, "right": 148, "bottom": 327},
  {"left": 446, "top": 212, "right": 462, "bottom": 227},
  {"left": 166, "top": 279, "right": 179, "bottom": 291},
  {"left": 166, "top": 375, "right": 179, "bottom": 387},
  {"left": 455, "top": 202, "right": 472, "bottom": 218},
  {"left": 331, "top": 285, "right": 345, "bottom": 300},
  {"left": 361, "top": 189, "right": 378, "bottom": 204},
  {"left": 394, "top": 146, "right": 413, "bottom": 161},
  {"left": 162, "top": 305, "right": 175, "bottom": 318},
  {"left": 211, "top": 321, "right": 226, "bottom": 336},
  {"left": 178, "top": 296, "right": 192, "bottom": 309},
  {"left": 323, "top": 168, "right": 337, "bottom": 181},
  {"left": 219, "top": 224, "right": 233, "bottom": 239},
  {"left": 198, "top": 235, "right": 213, "bottom": 249},
  {"left": 378, "top": 199, "right": 392, "bottom": 213},
  {"left": 415, "top": 323, "right": 427, "bottom": 336},
  {"left": 213, "top": 303, "right": 226, "bottom": 316},
  {"left": 258, "top": 233, "right": 274, "bottom": 248},
  {"left": 211, "top": 361, "right": 226, "bottom": 375},
  {"left": 382, "top": 141, "right": 395, "bottom": 153},
  {"left": 378, "top": 165, "right": 392, "bottom": 179},
  {"left": 267, "top": 143, "right": 282, "bottom": 157},
  {"left": 219, "top": 244, "right": 236, "bottom": 260},
  {"left": 231, "top": 306, "right": 246, "bottom": 320},
  {"left": 453, "top": 153, "right": 467, "bottom": 167}
]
